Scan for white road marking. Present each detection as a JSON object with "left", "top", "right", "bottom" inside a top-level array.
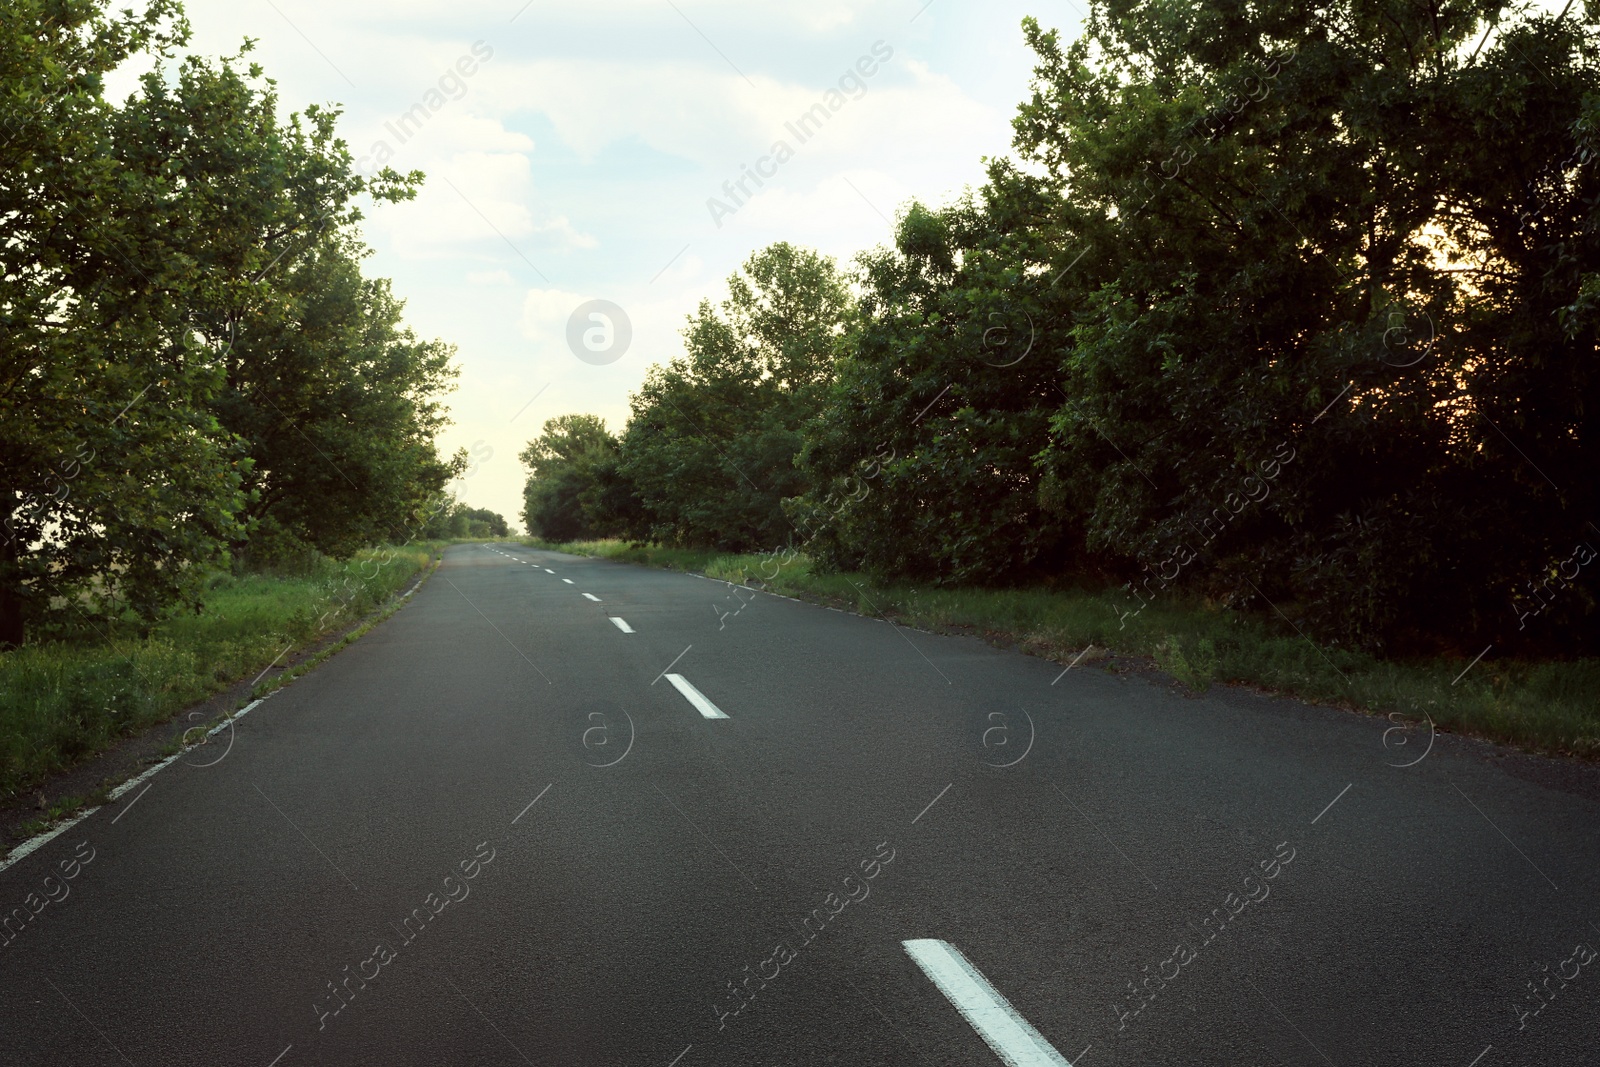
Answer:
[
  {"left": 562, "top": 578, "right": 574, "bottom": 584},
  {"left": 582, "top": 593, "right": 601, "bottom": 601},
  {"left": 610, "top": 618, "right": 635, "bottom": 633},
  {"left": 665, "top": 674, "right": 728, "bottom": 719},
  {"left": 544, "top": 569, "right": 555, "bottom": 574},
  {"left": 0, "top": 808, "right": 99, "bottom": 874},
  {"left": 902, "top": 939, "right": 1072, "bottom": 1066},
  {"left": 1, "top": 696, "right": 274, "bottom": 873}
]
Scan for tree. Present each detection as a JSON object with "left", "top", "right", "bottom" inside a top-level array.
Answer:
[
  {"left": 795, "top": 192, "right": 1078, "bottom": 583},
  {"left": 520, "top": 415, "right": 623, "bottom": 541},
  {"left": 1013, "top": 1, "right": 1600, "bottom": 650},
  {"left": 449, "top": 506, "right": 508, "bottom": 538},
  {"left": 218, "top": 233, "right": 461, "bottom": 566},
  {"left": 1, "top": 1, "right": 240, "bottom": 644},
  {"left": 0, "top": 0, "right": 439, "bottom": 645},
  {"left": 618, "top": 243, "right": 851, "bottom": 550}
]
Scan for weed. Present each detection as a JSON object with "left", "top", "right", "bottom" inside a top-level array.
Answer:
[{"left": 1156, "top": 637, "right": 1218, "bottom": 694}]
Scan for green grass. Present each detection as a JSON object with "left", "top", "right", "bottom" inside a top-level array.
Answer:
[
  {"left": 529, "top": 539, "right": 1600, "bottom": 760},
  {"left": 0, "top": 544, "right": 440, "bottom": 801}
]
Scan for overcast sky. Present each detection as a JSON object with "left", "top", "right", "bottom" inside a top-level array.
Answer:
[{"left": 119, "top": 1, "right": 1078, "bottom": 526}]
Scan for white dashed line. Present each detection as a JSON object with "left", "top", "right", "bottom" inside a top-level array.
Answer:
[
  {"left": 609, "top": 617, "right": 635, "bottom": 633},
  {"left": 582, "top": 593, "right": 601, "bottom": 602},
  {"left": 665, "top": 674, "right": 728, "bottom": 719},
  {"left": 544, "top": 569, "right": 555, "bottom": 574},
  {"left": 903, "top": 939, "right": 1072, "bottom": 1066}
]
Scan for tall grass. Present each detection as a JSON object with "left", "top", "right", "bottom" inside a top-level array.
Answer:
[
  {"left": 531, "top": 539, "right": 1600, "bottom": 759},
  {"left": 0, "top": 545, "right": 437, "bottom": 800}
]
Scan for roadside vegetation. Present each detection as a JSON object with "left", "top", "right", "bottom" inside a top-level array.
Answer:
[
  {"left": 1, "top": 3, "right": 527, "bottom": 807},
  {"left": 3, "top": 2, "right": 469, "bottom": 651},
  {"left": 534, "top": 539, "right": 1600, "bottom": 759},
  {"left": 521, "top": 4, "right": 1600, "bottom": 758},
  {"left": 0, "top": 546, "right": 439, "bottom": 802}
]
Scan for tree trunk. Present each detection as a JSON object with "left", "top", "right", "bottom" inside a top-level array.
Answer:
[{"left": 0, "top": 510, "right": 23, "bottom": 648}]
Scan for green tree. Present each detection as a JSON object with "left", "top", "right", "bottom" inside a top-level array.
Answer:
[
  {"left": 520, "top": 414, "right": 623, "bottom": 541},
  {"left": 1, "top": 2, "right": 239, "bottom": 645},
  {"left": 1012, "top": 1, "right": 1600, "bottom": 650},
  {"left": 796, "top": 193, "right": 1077, "bottom": 583},
  {"left": 0, "top": 0, "right": 438, "bottom": 645},
  {"left": 619, "top": 243, "right": 851, "bottom": 550},
  {"left": 219, "top": 234, "right": 461, "bottom": 566},
  {"left": 449, "top": 506, "right": 508, "bottom": 538}
]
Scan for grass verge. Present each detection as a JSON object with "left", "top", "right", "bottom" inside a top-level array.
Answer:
[
  {"left": 0, "top": 544, "right": 441, "bottom": 801},
  {"left": 529, "top": 538, "right": 1600, "bottom": 760}
]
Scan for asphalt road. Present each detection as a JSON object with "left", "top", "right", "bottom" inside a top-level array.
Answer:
[{"left": 1, "top": 543, "right": 1596, "bottom": 1066}]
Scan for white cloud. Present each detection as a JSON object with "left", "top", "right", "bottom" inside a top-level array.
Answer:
[
  {"left": 373, "top": 151, "right": 596, "bottom": 261},
  {"left": 726, "top": 170, "right": 913, "bottom": 236},
  {"left": 519, "top": 289, "right": 591, "bottom": 350},
  {"left": 153, "top": 0, "right": 1048, "bottom": 523}
]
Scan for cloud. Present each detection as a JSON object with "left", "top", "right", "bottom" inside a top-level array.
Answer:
[
  {"left": 156, "top": 0, "right": 1037, "bottom": 527},
  {"left": 374, "top": 151, "right": 597, "bottom": 261},
  {"left": 520, "top": 288, "right": 592, "bottom": 350},
  {"left": 486, "top": 47, "right": 999, "bottom": 181}
]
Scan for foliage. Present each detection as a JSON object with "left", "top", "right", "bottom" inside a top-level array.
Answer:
[
  {"left": 614, "top": 243, "right": 852, "bottom": 550},
  {"left": 513, "top": 3, "right": 1600, "bottom": 660},
  {"left": 0, "top": 0, "right": 453, "bottom": 645},
  {"left": 1155, "top": 636, "right": 1217, "bottom": 694},
  {"left": 795, "top": 192, "right": 1078, "bottom": 583},
  {"left": 519, "top": 414, "right": 626, "bottom": 541},
  {"left": 220, "top": 235, "right": 462, "bottom": 565},
  {"left": 450, "top": 507, "right": 509, "bottom": 538},
  {"left": 1015, "top": 1, "right": 1600, "bottom": 652}
]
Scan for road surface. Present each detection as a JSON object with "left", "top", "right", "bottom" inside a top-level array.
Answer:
[{"left": 1, "top": 543, "right": 1595, "bottom": 1065}]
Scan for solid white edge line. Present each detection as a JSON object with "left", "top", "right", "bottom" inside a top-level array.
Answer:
[
  {"left": 0, "top": 696, "right": 272, "bottom": 873},
  {"left": 902, "top": 939, "right": 1072, "bottom": 1067},
  {"left": 0, "top": 810, "right": 97, "bottom": 874},
  {"left": 582, "top": 593, "right": 601, "bottom": 602},
  {"left": 610, "top": 618, "right": 635, "bottom": 633},
  {"left": 207, "top": 697, "right": 264, "bottom": 737},
  {"left": 665, "top": 674, "right": 728, "bottom": 719}
]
